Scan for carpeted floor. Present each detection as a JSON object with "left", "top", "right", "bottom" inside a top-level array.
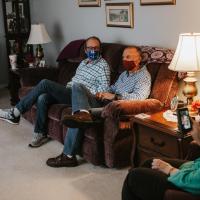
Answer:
[{"left": 0, "top": 88, "right": 127, "bottom": 200}]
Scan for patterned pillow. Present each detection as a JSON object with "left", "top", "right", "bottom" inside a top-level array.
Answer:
[{"left": 140, "top": 46, "right": 175, "bottom": 64}]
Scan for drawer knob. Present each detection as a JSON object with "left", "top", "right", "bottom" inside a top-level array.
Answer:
[{"left": 150, "top": 137, "right": 165, "bottom": 147}]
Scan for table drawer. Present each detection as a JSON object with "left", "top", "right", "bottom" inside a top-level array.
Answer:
[
  {"left": 137, "top": 125, "right": 179, "bottom": 158},
  {"left": 135, "top": 146, "right": 169, "bottom": 167}
]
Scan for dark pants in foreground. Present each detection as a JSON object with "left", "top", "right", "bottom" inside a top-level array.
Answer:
[{"left": 122, "top": 158, "right": 186, "bottom": 200}]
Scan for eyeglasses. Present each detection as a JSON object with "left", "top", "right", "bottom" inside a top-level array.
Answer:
[{"left": 86, "top": 46, "right": 100, "bottom": 51}]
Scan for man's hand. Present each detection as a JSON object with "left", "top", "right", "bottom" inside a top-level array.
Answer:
[
  {"left": 152, "top": 159, "right": 178, "bottom": 175},
  {"left": 189, "top": 119, "right": 200, "bottom": 145},
  {"left": 96, "top": 92, "right": 115, "bottom": 101}
]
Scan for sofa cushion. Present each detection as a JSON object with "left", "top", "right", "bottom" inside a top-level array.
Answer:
[
  {"left": 101, "top": 43, "right": 127, "bottom": 84},
  {"left": 48, "top": 104, "right": 71, "bottom": 121},
  {"left": 146, "top": 63, "right": 161, "bottom": 85},
  {"left": 56, "top": 39, "right": 85, "bottom": 61},
  {"left": 140, "top": 46, "right": 175, "bottom": 64},
  {"left": 149, "top": 63, "right": 178, "bottom": 107},
  {"left": 19, "top": 86, "right": 33, "bottom": 98},
  {"left": 57, "top": 61, "right": 80, "bottom": 85}
]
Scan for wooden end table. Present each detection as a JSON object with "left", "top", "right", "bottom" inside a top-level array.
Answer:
[{"left": 131, "top": 110, "right": 193, "bottom": 167}]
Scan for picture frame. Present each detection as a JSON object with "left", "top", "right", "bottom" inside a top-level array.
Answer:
[
  {"left": 78, "top": 0, "right": 101, "bottom": 7},
  {"left": 7, "top": 18, "right": 16, "bottom": 33},
  {"left": 140, "top": 0, "right": 175, "bottom": 5},
  {"left": 18, "top": 3, "right": 24, "bottom": 17},
  {"left": 7, "top": 19, "right": 13, "bottom": 32},
  {"left": 39, "top": 60, "right": 46, "bottom": 67},
  {"left": 105, "top": 3, "right": 133, "bottom": 28}
]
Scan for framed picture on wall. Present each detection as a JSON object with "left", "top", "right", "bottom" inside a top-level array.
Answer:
[
  {"left": 78, "top": 0, "right": 101, "bottom": 7},
  {"left": 105, "top": 3, "right": 133, "bottom": 28},
  {"left": 140, "top": 0, "right": 175, "bottom": 5},
  {"left": 18, "top": 3, "right": 24, "bottom": 17}
]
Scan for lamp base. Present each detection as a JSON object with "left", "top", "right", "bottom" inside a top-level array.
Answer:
[
  {"left": 183, "top": 73, "right": 198, "bottom": 116},
  {"left": 35, "top": 44, "right": 44, "bottom": 66}
]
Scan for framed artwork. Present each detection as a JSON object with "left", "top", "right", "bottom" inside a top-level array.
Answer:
[
  {"left": 78, "top": 0, "right": 101, "bottom": 7},
  {"left": 140, "top": 0, "right": 175, "bottom": 5},
  {"left": 18, "top": 3, "right": 24, "bottom": 17},
  {"left": 105, "top": 3, "right": 133, "bottom": 28}
]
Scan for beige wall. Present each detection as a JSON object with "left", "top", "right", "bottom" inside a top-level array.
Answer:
[{"left": 29, "top": 0, "right": 200, "bottom": 100}]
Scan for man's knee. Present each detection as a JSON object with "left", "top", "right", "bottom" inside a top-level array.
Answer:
[
  {"left": 37, "top": 94, "right": 49, "bottom": 105},
  {"left": 72, "top": 83, "right": 85, "bottom": 88},
  {"left": 72, "top": 82, "right": 86, "bottom": 91},
  {"left": 39, "top": 79, "right": 49, "bottom": 85}
]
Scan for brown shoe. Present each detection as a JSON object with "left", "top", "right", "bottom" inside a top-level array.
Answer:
[
  {"left": 46, "top": 153, "right": 78, "bottom": 167},
  {"left": 62, "top": 111, "right": 100, "bottom": 128}
]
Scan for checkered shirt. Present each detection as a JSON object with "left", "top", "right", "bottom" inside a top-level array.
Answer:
[
  {"left": 110, "top": 66, "right": 151, "bottom": 100},
  {"left": 67, "top": 56, "right": 110, "bottom": 94}
]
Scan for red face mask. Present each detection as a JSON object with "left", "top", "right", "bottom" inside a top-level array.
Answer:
[{"left": 122, "top": 60, "right": 137, "bottom": 71}]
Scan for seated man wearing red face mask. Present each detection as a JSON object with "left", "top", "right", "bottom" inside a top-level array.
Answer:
[
  {"left": 46, "top": 47, "right": 151, "bottom": 168},
  {"left": 61, "top": 47, "right": 151, "bottom": 129}
]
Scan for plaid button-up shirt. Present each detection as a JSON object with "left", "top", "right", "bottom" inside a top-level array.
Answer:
[
  {"left": 110, "top": 66, "right": 151, "bottom": 100},
  {"left": 67, "top": 56, "right": 110, "bottom": 94}
]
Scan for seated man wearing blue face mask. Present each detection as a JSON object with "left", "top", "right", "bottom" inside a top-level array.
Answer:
[
  {"left": 59, "top": 47, "right": 152, "bottom": 129},
  {"left": 0, "top": 36, "right": 110, "bottom": 157}
]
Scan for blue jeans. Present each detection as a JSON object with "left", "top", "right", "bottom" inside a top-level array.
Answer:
[
  {"left": 16, "top": 80, "right": 102, "bottom": 156},
  {"left": 63, "top": 82, "right": 102, "bottom": 155},
  {"left": 16, "top": 79, "right": 72, "bottom": 133}
]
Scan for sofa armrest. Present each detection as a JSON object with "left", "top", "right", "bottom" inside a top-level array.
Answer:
[
  {"left": 164, "top": 189, "right": 200, "bottom": 200},
  {"left": 101, "top": 99, "right": 164, "bottom": 119},
  {"left": 17, "top": 67, "right": 59, "bottom": 87},
  {"left": 185, "top": 141, "right": 200, "bottom": 161}
]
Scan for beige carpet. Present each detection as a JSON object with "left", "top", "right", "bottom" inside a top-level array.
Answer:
[{"left": 0, "top": 88, "right": 127, "bottom": 200}]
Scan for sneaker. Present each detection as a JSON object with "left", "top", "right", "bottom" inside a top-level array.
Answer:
[
  {"left": 46, "top": 153, "right": 78, "bottom": 168},
  {"left": 0, "top": 108, "right": 20, "bottom": 125},
  {"left": 28, "top": 133, "right": 51, "bottom": 148},
  {"left": 62, "top": 111, "right": 101, "bottom": 128}
]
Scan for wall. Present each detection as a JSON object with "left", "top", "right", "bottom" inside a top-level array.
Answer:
[
  {"left": 30, "top": 0, "right": 200, "bottom": 99},
  {"left": 0, "top": 0, "right": 8, "bottom": 88}
]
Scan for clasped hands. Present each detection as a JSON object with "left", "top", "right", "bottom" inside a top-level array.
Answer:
[
  {"left": 152, "top": 118, "right": 200, "bottom": 175},
  {"left": 95, "top": 92, "right": 115, "bottom": 101},
  {"left": 152, "top": 159, "right": 179, "bottom": 175}
]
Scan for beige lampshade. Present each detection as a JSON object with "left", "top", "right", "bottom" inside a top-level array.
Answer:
[
  {"left": 168, "top": 33, "right": 200, "bottom": 72},
  {"left": 27, "top": 24, "right": 51, "bottom": 45}
]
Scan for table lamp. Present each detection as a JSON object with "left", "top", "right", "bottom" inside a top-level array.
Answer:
[
  {"left": 27, "top": 23, "right": 51, "bottom": 66},
  {"left": 168, "top": 33, "right": 200, "bottom": 113}
]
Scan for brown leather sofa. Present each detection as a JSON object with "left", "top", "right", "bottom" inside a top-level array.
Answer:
[
  {"left": 17, "top": 39, "right": 178, "bottom": 168},
  {"left": 163, "top": 141, "right": 200, "bottom": 200}
]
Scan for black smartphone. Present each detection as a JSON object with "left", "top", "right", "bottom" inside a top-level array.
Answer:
[{"left": 176, "top": 107, "right": 192, "bottom": 134}]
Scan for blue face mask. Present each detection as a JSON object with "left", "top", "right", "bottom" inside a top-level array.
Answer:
[{"left": 86, "top": 50, "right": 100, "bottom": 60}]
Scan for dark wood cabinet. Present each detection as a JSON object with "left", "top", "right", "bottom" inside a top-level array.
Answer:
[
  {"left": 2, "top": 0, "right": 31, "bottom": 66},
  {"left": 131, "top": 111, "right": 193, "bottom": 167},
  {"left": 9, "top": 69, "right": 21, "bottom": 105}
]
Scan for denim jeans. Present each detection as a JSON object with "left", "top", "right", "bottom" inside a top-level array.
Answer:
[
  {"left": 63, "top": 82, "right": 102, "bottom": 155},
  {"left": 16, "top": 80, "right": 102, "bottom": 156},
  {"left": 16, "top": 79, "right": 72, "bottom": 133}
]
